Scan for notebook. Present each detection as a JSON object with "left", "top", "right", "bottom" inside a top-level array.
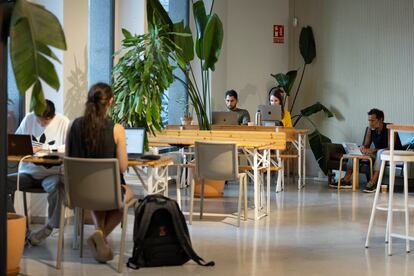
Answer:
[
  {"left": 257, "top": 105, "right": 282, "bottom": 121},
  {"left": 125, "top": 128, "right": 145, "bottom": 160},
  {"left": 8, "top": 134, "right": 34, "bottom": 156},
  {"left": 342, "top": 143, "right": 363, "bottom": 155},
  {"left": 212, "top": 111, "right": 238, "bottom": 125}
]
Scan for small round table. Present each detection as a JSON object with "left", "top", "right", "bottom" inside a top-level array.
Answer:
[{"left": 338, "top": 154, "right": 373, "bottom": 191}]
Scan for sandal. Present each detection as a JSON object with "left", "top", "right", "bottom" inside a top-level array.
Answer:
[{"left": 87, "top": 230, "right": 113, "bottom": 263}]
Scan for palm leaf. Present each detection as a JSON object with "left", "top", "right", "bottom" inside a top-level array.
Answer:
[
  {"left": 10, "top": 0, "right": 66, "bottom": 114},
  {"left": 193, "top": 0, "right": 208, "bottom": 59}
]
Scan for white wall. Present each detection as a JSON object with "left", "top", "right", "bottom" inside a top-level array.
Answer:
[
  {"left": 212, "top": 0, "right": 290, "bottom": 118},
  {"left": 63, "top": 0, "right": 88, "bottom": 120},
  {"left": 289, "top": 0, "right": 414, "bottom": 175}
]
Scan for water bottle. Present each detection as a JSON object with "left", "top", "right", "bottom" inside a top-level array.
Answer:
[{"left": 255, "top": 110, "right": 262, "bottom": 126}]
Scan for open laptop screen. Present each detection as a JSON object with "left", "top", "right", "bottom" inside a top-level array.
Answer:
[
  {"left": 212, "top": 111, "right": 239, "bottom": 125},
  {"left": 257, "top": 105, "right": 282, "bottom": 121},
  {"left": 125, "top": 128, "right": 145, "bottom": 155}
]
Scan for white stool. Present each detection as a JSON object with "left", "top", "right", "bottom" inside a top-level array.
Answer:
[{"left": 365, "top": 150, "right": 414, "bottom": 253}]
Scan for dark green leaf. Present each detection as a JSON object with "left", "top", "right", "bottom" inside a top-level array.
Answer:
[
  {"left": 193, "top": 0, "right": 208, "bottom": 58},
  {"left": 147, "top": 0, "right": 172, "bottom": 29},
  {"left": 172, "top": 21, "right": 194, "bottom": 63},
  {"left": 308, "top": 130, "right": 332, "bottom": 174},
  {"left": 300, "top": 102, "right": 334, "bottom": 118},
  {"left": 201, "top": 14, "right": 223, "bottom": 71},
  {"left": 30, "top": 81, "right": 46, "bottom": 115},
  {"left": 299, "top": 26, "right": 316, "bottom": 64},
  {"left": 271, "top": 70, "right": 297, "bottom": 96}
]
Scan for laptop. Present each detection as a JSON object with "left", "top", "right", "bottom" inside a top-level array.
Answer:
[
  {"left": 342, "top": 142, "right": 363, "bottom": 155},
  {"left": 125, "top": 128, "right": 145, "bottom": 160},
  {"left": 257, "top": 105, "right": 282, "bottom": 121},
  {"left": 212, "top": 111, "right": 238, "bottom": 125},
  {"left": 8, "top": 134, "right": 34, "bottom": 156}
]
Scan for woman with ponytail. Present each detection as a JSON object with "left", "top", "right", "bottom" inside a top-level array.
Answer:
[
  {"left": 67, "top": 82, "right": 134, "bottom": 263},
  {"left": 268, "top": 86, "right": 293, "bottom": 127}
]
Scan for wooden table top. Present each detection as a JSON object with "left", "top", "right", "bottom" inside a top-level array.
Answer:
[
  {"left": 342, "top": 154, "right": 372, "bottom": 160},
  {"left": 8, "top": 155, "right": 174, "bottom": 168},
  {"left": 387, "top": 124, "right": 414, "bottom": 131},
  {"left": 8, "top": 155, "right": 63, "bottom": 165}
]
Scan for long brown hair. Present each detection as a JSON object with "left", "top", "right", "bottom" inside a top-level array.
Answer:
[
  {"left": 82, "top": 83, "right": 114, "bottom": 153},
  {"left": 268, "top": 86, "right": 285, "bottom": 116}
]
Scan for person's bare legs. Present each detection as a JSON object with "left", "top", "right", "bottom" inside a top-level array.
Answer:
[
  {"left": 343, "top": 169, "right": 353, "bottom": 182},
  {"left": 101, "top": 185, "right": 134, "bottom": 237}
]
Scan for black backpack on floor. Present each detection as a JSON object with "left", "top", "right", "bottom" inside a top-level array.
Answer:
[{"left": 127, "top": 194, "right": 215, "bottom": 269}]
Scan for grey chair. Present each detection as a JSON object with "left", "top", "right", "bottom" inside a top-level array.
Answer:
[
  {"left": 56, "top": 157, "right": 138, "bottom": 273},
  {"left": 189, "top": 141, "right": 247, "bottom": 227}
]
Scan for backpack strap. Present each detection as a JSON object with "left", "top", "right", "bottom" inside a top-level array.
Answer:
[{"left": 167, "top": 200, "right": 215, "bottom": 267}]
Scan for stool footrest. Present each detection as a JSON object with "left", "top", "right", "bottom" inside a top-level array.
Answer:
[
  {"left": 390, "top": 233, "right": 414, "bottom": 241},
  {"left": 376, "top": 204, "right": 414, "bottom": 212}
]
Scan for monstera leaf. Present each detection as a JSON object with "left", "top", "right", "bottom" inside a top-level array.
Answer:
[
  {"left": 309, "top": 129, "right": 332, "bottom": 174},
  {"left": 271, "top": 70, "right": 298, "bottom": 96},
  {"left": 10, "top": 0, "right": 66, "bottom": 115}
]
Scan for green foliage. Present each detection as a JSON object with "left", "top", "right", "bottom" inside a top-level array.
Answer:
[
  {"left": 112, "top": 25, "right": 175, "bottom": 137},
  {"left": 147, "top": 0, "right": 224, "bottom": 130},
  {"left": 271, "top": 26, "right": 333, "bottom": 174},
  {"left": 10, "top": 0, "right": 66, "bottom": 115}
]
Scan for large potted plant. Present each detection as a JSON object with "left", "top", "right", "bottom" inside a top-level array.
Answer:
[
  {"left": 271, "top": 26, "right": 333, "bottom": 175},
  {"left": 0, "top": 0, "right": 66, "bottom": 274}
]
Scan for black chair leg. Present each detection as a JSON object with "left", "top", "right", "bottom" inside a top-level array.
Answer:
[{"left": 23, "top": 192, "right": 30, "bottom": 232}]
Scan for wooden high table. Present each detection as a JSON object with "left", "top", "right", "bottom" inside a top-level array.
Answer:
[{"left": 149, "top": 129, "right": 286, "bottom": 220}]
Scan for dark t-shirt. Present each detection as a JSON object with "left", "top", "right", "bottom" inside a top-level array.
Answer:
[
  {"left": 370, "top": 123, "right": 402, "bottom": 150},
  {"left": 67, "top": 117, "right": 125, "bottom": 183}
]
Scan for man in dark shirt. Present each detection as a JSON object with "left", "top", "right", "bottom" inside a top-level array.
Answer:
[
  {"left": 225, "top": 90, "right": 250, "bottom": 125},
  {"left": 331, "top": 108, "right": 402, "bottom": 193}
]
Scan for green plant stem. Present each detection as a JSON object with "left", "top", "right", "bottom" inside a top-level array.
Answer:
[
  {"left": 289, "top": 63, "right": 307, "bottom": 113},
  {"left": 293, "top": 114, "right": 302, "bottom": 127},
  {"left": 209, "top": 0, "right": 215, "bottom": 15}
]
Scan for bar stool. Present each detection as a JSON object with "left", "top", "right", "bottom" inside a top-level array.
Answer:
[{"left": 365, "top": 150, "right": 414, "bottom": 253}]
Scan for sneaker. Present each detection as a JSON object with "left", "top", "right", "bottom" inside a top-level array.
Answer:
[
  {"left": 29, "top": 225, "right": 53, "bottom": 246},
  {"left": 363, "top": 181, "right": 377, "bottom": 193},
  {"left": 329, "top": 178, "right": 352, "bottom": 189},
  {"left": 87, "top": 230, "right": 113, "bottom": 263}
]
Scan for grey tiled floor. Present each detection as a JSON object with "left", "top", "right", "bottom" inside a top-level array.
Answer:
[{"left": 18, "top": 179, "right": 414, "bottom": 275}]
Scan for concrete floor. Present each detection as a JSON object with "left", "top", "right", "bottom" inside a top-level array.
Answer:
[{"left": 18, "top": 178, "right": 414, "bottom": 276}]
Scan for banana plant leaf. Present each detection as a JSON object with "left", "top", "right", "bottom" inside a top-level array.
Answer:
[
  {"left": 10, "top": 0, "right": 67, "bottom": 115},
  {"left": 193, "top": 0, "right": 208, "bottom": 59},
  {"left": 300, "top": 102, "right": 333, "bottom": 118},
  {"left": 271, "top": 70, "right": 297, "bottom": 96},
  {"left": 200, "top": 14, "right": 223, "bottom": 71},
  {"left": 299, "top": 26, "right": 316, "bottom": 64},
  {"left": 172, "top": 21, "right": 194, "bottom": 64},
  {"left": 308, "top": 129, "right": 332, "bottom": 175}
]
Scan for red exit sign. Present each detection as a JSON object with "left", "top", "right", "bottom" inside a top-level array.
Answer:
[{"left": 273, "top": 25, "right": 284, "bottom": 43}]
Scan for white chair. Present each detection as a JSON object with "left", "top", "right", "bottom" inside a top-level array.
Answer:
[
  {"left": 189, "top": 141, "right": 247, "bottom": 227},
  {"left": 57, "top": 157, "right": 138, "bottom": 273},
  {"left": 365, "top": 150, "right": 414, "bottom": 253}
]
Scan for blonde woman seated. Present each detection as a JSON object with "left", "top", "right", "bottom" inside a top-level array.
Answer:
[
  {"left": 67, "top": 83, "right": 134, "bottom": 263},
  {"left": 268, "top": 86, "right": 292, "bottom": 127}
]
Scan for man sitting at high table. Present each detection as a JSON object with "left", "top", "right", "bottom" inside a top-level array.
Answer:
[
  {"left": 7, "top": 100, "right": 70, "bottom": 245},
  {"left": 330, "top": 108, "right": 402, "bottom": 193},
  {"left": 225, "top": 89, "right": 250, "bottom": 125}
]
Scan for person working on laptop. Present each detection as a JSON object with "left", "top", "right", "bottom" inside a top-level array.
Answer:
[
  {"left": 330, "top": 108, "right": 402, "bottom": 192},
  {"left": 67, "top": 82, "right": 134, "bottom": 263},
  {"left": 268, "top": 86, "right": 292, "bottom": 127},
  {"left": 225, "top": 89, "right": 250, "bottom": 125},
  {"left": 7, "top": 100, "right": 70, "bottom": 245}
]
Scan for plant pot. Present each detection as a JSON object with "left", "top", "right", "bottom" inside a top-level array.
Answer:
[
  {"left": 7, "top": 213, "right": 26, "bottom": 276},
  {"left": 180, "top": 117, "right": 192, "bottom": 126},
  {"left": 194, "top": 179, "right": 225, "bottom": 198}
]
